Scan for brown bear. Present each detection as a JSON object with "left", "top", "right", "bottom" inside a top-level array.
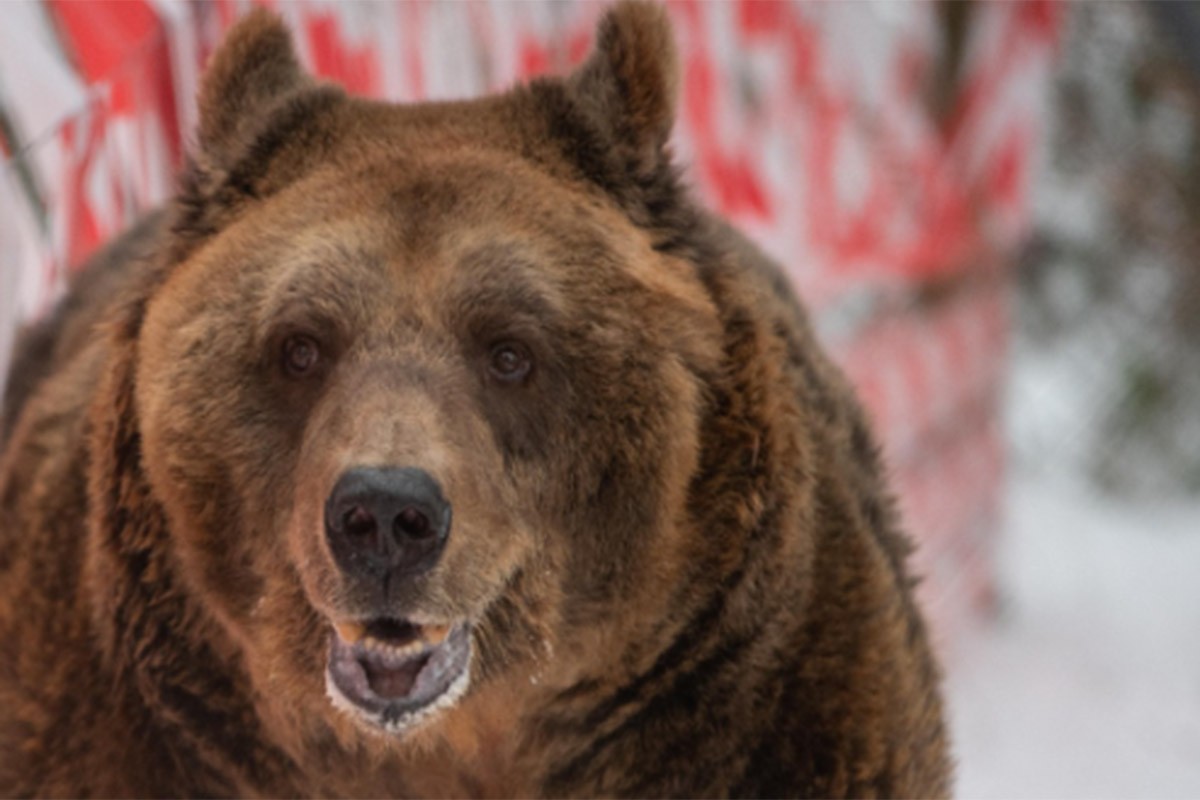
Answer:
[{"left": 0, "top": 4, "right": 951, "bottom": 797}]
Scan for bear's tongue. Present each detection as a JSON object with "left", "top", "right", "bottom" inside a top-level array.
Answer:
[{"left": 361, "top": 653, "right": 431, "bottom": 698}]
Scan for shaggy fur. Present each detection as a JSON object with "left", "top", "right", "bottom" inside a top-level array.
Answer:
[{"left": 0, "top": 4, "right": 952, "bottom": 797}]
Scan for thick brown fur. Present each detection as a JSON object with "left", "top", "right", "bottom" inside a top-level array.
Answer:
[{"left": 0, "top": 4, "right": 952, "bottom": 797}]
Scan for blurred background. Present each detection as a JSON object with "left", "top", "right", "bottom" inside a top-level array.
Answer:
[{"left": 0, "top": 2, "right": 1196, "bottom": 796}]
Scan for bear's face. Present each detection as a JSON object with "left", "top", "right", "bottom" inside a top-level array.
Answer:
[{"left": 133, "top": 12, "right": 721, "bottom": 737}]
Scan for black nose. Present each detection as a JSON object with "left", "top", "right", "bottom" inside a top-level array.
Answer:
[{"left": 325, "top": 466, "right": 451, "bottom": 580}]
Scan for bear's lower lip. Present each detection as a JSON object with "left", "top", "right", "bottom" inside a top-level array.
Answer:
[{"left": 325, "top": 618, "right": 472, "bottom": 733}]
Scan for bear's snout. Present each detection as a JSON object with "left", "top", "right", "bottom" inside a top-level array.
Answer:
[{"left": 324, "top": 466, "right": 451, "bottom": 583}]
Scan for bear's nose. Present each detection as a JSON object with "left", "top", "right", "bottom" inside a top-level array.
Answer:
[{"left": 324, "top": 466, "right": 451, "bottom": 580}]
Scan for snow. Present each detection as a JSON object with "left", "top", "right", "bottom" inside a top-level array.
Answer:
[{"left": 946, "top": 473, "right": 1200, "bottom": 798}]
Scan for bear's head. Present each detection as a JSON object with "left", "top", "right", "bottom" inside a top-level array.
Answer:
[{"left": 105, "top": 3, "right": 738, "bottom": 749}]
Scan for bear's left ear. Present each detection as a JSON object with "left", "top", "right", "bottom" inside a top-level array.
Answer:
[
  {"left": 567, "top": 1, "right": 680, "bottom": 171},
  {"left": 196, "top": 9, "right": 313, "bottom": 172},
  {"left": 174, "top": 11, "right": 345, "bottom": 260}
]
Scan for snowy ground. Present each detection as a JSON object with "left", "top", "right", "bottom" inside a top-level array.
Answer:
[{"left": 946, "top": 473, "right": 1200, "bottom": 798}]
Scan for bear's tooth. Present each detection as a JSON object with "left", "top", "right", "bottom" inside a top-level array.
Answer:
[
  {"left": 392, "top": 640, "right": 424, "bottom": 658},
  {"left": 361, "top": 636, "right": 423, "bottom": 659},
  {"left": 422, "top": 624, "right": 451, "bottom": 646},
  {"left": 334, "top": 621, "right": 366, "bottom": 644}
]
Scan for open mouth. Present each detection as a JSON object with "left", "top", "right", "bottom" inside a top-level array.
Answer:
[{"left": 325, "top": 617, "right": 472, "bottom": 733}]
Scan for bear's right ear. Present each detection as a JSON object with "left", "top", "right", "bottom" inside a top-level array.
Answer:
[
  {"left": 195, "top": 9, "right": 312, "bottom": 172},
  {"left": 566, "top": 1, "right": 680, "bottom": 174}
]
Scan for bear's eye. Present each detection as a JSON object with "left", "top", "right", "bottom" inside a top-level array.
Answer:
[
  {"left": 488, "top": 341, "right": 533, "bottom": 383},
  {"left": 282, "top": 334, "right": 321, "bottom": 377}
]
